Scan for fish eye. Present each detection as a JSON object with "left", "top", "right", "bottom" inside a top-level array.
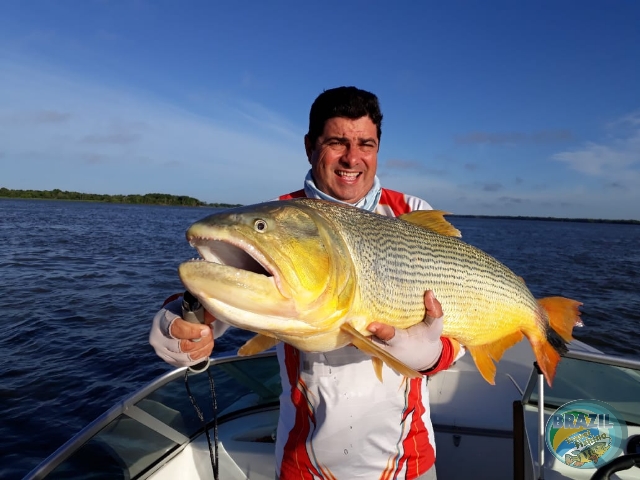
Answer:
[{"left": 254, "top": 219, "right": 267, "bottom": 233}]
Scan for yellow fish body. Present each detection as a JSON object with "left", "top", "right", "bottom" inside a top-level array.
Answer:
[
  {"left": 179, "top": 198, "right": 581, "bottom": 385},
  {"left": 564, "top": 441, "right": 610, "bottom": 467}
]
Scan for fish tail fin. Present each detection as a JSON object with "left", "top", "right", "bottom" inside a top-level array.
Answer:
[
  {"left": 530, "top": 297, "right": 582, "bottom": 386},
  {"left": 538, "top": 296, "right": 583, "bottom": 342}
]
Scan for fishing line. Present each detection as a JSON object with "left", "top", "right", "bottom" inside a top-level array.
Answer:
[
  {"left": 184, "top": 366, "right": 219, "bottom": 480},
  {"left": 180, "top": 290, "right": 219, "bottom": 479}
]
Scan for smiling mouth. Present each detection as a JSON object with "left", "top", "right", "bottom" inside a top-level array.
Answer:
[{"left": 336, "top": 171, "right": 360, "bottom": 179}]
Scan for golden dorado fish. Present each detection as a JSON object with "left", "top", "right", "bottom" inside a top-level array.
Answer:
[
  {"left": 565, "top": 441, "right": 610, "bottom": 467},
  {"left": 178, "top": 198, "right": 581, "bottom": 385}
]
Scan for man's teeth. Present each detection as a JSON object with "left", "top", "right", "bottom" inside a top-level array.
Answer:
[{"left": 337, "top": 172, "right": 359, "bottom": 178}]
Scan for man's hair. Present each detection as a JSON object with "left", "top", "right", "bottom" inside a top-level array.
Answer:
[{"left": 307, "top": 86, "right": 383, "bottom": 146}]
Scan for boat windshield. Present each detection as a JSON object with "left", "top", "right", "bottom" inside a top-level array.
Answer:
[
  {"left": 523, "top": 350, "right": 640, "bottom": 426},
  {"left": 27, "top": 353, "right": 281, "bottom": 480}
]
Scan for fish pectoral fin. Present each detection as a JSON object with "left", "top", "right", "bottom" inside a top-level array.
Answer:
[
  {"left": 340, "top": 324, "right": 422, "bottom": 381},
  {"left": 371, "top": 357, "right": 384, "bottom": 382},
  {"left": 237, "top": 333, "right": 280, "bottom": 356},
  {"left": 398, "top": 210, "right": 461, "bottom": 237}
]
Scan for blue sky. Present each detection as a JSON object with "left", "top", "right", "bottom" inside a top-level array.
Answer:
[{"left": 1, "top": 1, "right": 639, "bottom": 220}]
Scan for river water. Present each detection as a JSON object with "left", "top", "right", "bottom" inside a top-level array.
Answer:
[{"left": 1, "top": 198, "right": 639, "bottom": 479}]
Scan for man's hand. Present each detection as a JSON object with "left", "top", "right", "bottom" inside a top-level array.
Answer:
[
  {"left": 149, "top": 297, "right": 216, "bottom": 367},
  {"left": 367, "top": 290, "right": 443, "bottom": 342},
  {"left": 366, "top": 290, "right": 445, "bottom": 371}
]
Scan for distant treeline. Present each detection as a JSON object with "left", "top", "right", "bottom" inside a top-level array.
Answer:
[
  {"left": 450, "top": 214, "right": 640, "bottom": 226},
  {"left": 0, "top": 188, "right": 242, "bottom": 208},
  {"left": 3, "top": 188, "right": 638, "bottom": 223}
]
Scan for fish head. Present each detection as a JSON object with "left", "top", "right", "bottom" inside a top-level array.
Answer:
[
  {"left": 178, "top": 199, "right": 357, "bottom": 336},
  {"left": 590, "top": 440, "right": 611, "bottom": 456}
]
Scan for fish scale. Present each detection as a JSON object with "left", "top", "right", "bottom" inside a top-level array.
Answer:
[
  {"left": 179, "top": 198, "right": 581, "bottom": 385},
  {"left": 313, "top": 199, "right": 540, "bottom": 344}
]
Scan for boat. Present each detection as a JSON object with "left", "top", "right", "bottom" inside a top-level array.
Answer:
[{"left": 24, "top": 338, "right": 640, "bottom": 479}]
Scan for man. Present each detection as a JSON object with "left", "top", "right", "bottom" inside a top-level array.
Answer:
[{"left": 150, "top": 86, "right": 463, "bottom": 479}]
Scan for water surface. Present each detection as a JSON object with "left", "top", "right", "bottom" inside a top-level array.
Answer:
[{"left": 1, "top": 199, "right": 638, "bottom": 479}]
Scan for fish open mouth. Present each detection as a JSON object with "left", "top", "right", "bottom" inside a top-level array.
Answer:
[
  {"left": 185, "top": 235, "right": 294, "bottom": 299},
  {"left": 179, "top": 232, "right": 309, "bottom": 327},
  {"left": 188, "top": 236, "right": 273, "bottom": 276}
]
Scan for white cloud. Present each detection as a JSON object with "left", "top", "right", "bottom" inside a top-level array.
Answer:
[
  {"left": 380, "top": 164, "right": 640, "bottom": 221},
  {"left": 552, "top": 112, "right": 640, "bottom": 184},
  {"left": 1, "top": 55, "right": 638, "bottom": 219},
  {"left": 0, "top": 57, "right": 308, "bottom": 204}
]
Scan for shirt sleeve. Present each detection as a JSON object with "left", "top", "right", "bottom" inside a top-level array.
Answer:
[{"left": 421, "top": 337, "right": 464, "bottom": 376}]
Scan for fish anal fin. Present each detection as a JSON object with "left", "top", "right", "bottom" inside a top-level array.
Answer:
[
  {"left": 340, "top": 323, "right": 421, "bottom": 381},
  {"left": 398, "top": 210, "right": 461, "bottom": 237},
  {"left": 466, "top": 346, "right": 497, "bottom": 385},
  {"left": 464, "top": 332, "right": 524, "bottom": 384},
  {"left": 484, "top": 331, "right": 525, "bottom": 363},
  {"left": 538, "top": 296, "right": 583, "bottom": 342},
  {"left": 238, "top": 333, "right": 280, "bottom": 356}
]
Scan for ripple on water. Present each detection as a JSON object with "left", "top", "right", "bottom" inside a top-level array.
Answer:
[{"left": 2, "top": 201, "right": 640, "bottom": 479}]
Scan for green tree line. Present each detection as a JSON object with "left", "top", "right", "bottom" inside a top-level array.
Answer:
[{"left": 0, "top": 188, "right": 241, "bottom": 208}]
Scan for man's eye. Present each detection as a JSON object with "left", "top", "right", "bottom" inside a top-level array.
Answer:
[{"left": 327, "top": 141, "right": 347, "bottom": 150}]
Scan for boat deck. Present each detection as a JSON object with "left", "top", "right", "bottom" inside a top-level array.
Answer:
[{"left": 24, "top": 342, "right": 640, "bottom": 480}]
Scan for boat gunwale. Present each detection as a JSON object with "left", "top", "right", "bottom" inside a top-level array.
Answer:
[
  {"left": 24, "top": 343, "right": 640, "bottom": 479},
  {"left": 521, "top": 345, "right": 640, "bottom": 405},
  {"left": 23, "top": 351, "right": 278, "bottom": 480}
]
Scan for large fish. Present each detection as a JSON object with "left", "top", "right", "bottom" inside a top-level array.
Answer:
[{"left": 178, "top": 198, "right": 581, "bottom": 386}]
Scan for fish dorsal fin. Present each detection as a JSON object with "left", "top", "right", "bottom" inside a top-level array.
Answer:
[
  {"left": 238, "top": 333, "right": 280, "bottom": 356},
  {"left": 340, "top": 323, "right": 422, "bottom": 381},
  {"left": 399, "top": 210, "right": 461, "bottom": 237}
]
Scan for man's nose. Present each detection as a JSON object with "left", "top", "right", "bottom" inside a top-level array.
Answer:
[{"left": 340, "top": 145, "right": 358, "bottom": 166}]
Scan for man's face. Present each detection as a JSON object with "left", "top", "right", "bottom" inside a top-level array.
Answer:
[{"left": 305, "top": 116, "right": 379, "bottom": 204}]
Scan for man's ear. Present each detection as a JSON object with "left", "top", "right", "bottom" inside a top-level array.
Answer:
[{"left": 304, "top": 134, "right": 313, "bottom": 162}]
